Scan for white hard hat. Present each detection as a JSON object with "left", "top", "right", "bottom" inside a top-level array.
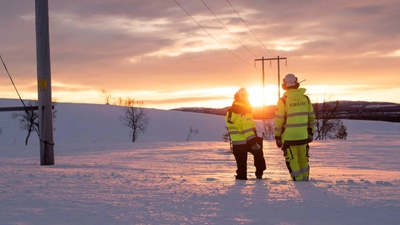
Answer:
[{"left": 283, "top": 74, "right": 298, "bottom": 87}]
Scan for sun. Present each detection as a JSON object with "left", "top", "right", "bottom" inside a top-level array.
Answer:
[{"left": 247, "top": 86, "right": 280, "bottom": 107}]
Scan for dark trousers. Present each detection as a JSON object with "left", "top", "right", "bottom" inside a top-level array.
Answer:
[{"left": 233, "top": 140, "right": 266, "bottom": 179}]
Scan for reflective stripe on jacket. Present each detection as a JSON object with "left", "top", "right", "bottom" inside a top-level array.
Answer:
[
  {"left": 225, "top": 101, "right": 257, "bottom": 146},
  {"left": 274, "top": 88, "right": 315, "bottom": 145}
]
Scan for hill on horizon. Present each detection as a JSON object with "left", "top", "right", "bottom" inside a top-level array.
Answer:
[{"left": 172, "top": 100, "right": 400, "bottom": 123}]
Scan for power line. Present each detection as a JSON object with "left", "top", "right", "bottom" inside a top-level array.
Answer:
[
  {"left": 227, "top": 0, "right": 292, "bottom": 74},
  {"left": 200, "top": 0, "right": 258, "bottom": 58},
  {"left": 0, "top": 55, "right": 26, "bottom": 108},
  {"left": 226, "top": 0, "right": 275, "bottom": 58},
  {"left": 173, "top": 0, "right": 256, "bottom": 69}
]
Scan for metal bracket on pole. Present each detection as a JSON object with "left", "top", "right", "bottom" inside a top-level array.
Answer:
[{"left": 254, "top": 56, "right": 287, "bottom": 105}]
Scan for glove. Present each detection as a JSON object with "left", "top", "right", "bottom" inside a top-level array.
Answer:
[
  {"left": 251, "top": 143, "right": 261, "bottom": 151},
  {"left": 308, "top": 134, "right": 313, "bottom": 143},
  {"left": 275, "top": 136, "right": 282, "bottom": 148},
  {"left": 307, "top": 128, "right": 314, "bottom": 143}
]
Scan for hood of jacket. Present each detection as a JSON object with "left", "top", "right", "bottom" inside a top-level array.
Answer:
[
  {"left": 284, "top": 88, "right": 307, "bottom": 101},
  {"left": 229, "top": 100, "right": 252, "bottom": 114}
]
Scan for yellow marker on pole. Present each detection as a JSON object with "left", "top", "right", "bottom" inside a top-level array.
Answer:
[{"left": 38, "top": 79, "right": 48, "bottom": 90}]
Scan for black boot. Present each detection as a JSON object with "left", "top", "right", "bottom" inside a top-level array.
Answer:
[{"left": 235, "top": 175, "right": 247, "bottom": 180}]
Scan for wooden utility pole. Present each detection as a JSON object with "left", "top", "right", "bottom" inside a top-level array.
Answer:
[
  {"left": 254, "top": 57, "right": 266, "bottom": 109},
  {"left": 254, "top": 56, "right": 287, "bottom": 103},
  {"left": 35, "top": 0, "right": 54, "bottom": 165}
]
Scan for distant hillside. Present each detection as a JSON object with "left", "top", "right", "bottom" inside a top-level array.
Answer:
[
  {"left": 172, "top": 101, "right": 400, "bottom": 123},
  {"left": 331, "top": 101, "right": 400, "bottom": 122}
]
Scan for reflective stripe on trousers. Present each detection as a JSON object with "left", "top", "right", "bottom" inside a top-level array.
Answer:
[{"left": 283, "top": 144, "right": 310, "bottom": 181}]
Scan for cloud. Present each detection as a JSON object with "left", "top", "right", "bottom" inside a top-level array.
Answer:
[{"left": 1, "top": 0, "right": 399, "bottom": 108}]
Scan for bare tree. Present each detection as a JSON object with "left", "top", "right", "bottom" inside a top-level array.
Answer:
[
  {"left": 261, "top": 119, "right": 274, "bottom": 140},
  {"left": 12, "top": 101, "right": 38, "bottom": 145},
  {"left": 186, "top": 126, "right": 199, "bottom": 142},
  {"left": 334, "top": 121, "right": 348, "bottom": 139},
  {"left": 223, "top": 126, "right": 232, "bottom": 153},
  {"left": 115, "top": 96, "right": 124, "bottom": 106},
  {"left": 314, "top": 95, "right": 347, "bottom": 140},
  {"left": 101, "top": 89, "right": 113, "bottom": 105},
  {"left": 120, "top": 98, "right": 150, "bottom": 142},
  {"left": 11, "top": 100, "right": 57, "bottom": 145}
]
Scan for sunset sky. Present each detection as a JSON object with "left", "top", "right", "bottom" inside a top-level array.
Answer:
[{"left": 1, "top": 0, "right": 399, "bottom": 109}]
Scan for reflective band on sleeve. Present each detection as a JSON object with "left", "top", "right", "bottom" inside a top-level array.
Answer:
[
  {"left": 275, "top": 127, "right": 282, "bottom": 132},
  {"left": 229, "top": 129, "right": 254, "bottom": 135},
  {"left": 229, "top": 131, "right": 242, "bottom": 135},
  {"left": 275, "top": 115, "right": 285, "bottom": 119},
  {"left": 284, "top": 123, "right": 308, "bottom": 128}
]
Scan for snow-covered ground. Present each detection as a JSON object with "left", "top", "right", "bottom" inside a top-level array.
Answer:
[{"left": 1, "top": 98, "right": 399, "bottom": 225}]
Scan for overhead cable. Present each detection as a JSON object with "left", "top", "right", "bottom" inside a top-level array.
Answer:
[
  {"left": 174, "top": 0, "right": 256, "bottom": 69},
  {"left": 0, "top": 55, "right": 26, "bottom": 108},
  {"left": 226, "top": 0, "right": 275, "bottom": 58},
  {"left": 200, "top": 0, "right": 258, "bottom": 58}
]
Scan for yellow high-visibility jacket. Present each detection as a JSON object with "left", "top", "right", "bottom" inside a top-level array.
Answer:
[
  {"left": 274, "top": 88, "right": 315, "bottom": 146},
  {"left": 225, "top": 101, "right": 257, "bottom": 146}
]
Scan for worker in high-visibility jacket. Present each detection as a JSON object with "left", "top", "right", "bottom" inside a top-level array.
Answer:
[
  {"left": 225, "top": 88, "right": 266, "bottom": 180},
  {"left": 274, "top": 74, "right": 315, "bottom": 181}
]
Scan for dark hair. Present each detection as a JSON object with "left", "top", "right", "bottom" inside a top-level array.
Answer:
[{"left": 234, "top": 92, "right": 240, "bottom": 100}]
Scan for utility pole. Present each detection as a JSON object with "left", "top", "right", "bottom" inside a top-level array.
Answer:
[
  {"left": 254, "top": 56, "right": 287, "bottom": 104},
  {"left": 35, "top": 0, "right": 54, "bottom": 165},
  {"left": 254, "top": 56, "right": 266, "bottom": 109}
]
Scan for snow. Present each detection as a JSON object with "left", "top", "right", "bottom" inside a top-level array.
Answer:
[{"left": 1, "top": 98, "right": 400, "bottom": 225}]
